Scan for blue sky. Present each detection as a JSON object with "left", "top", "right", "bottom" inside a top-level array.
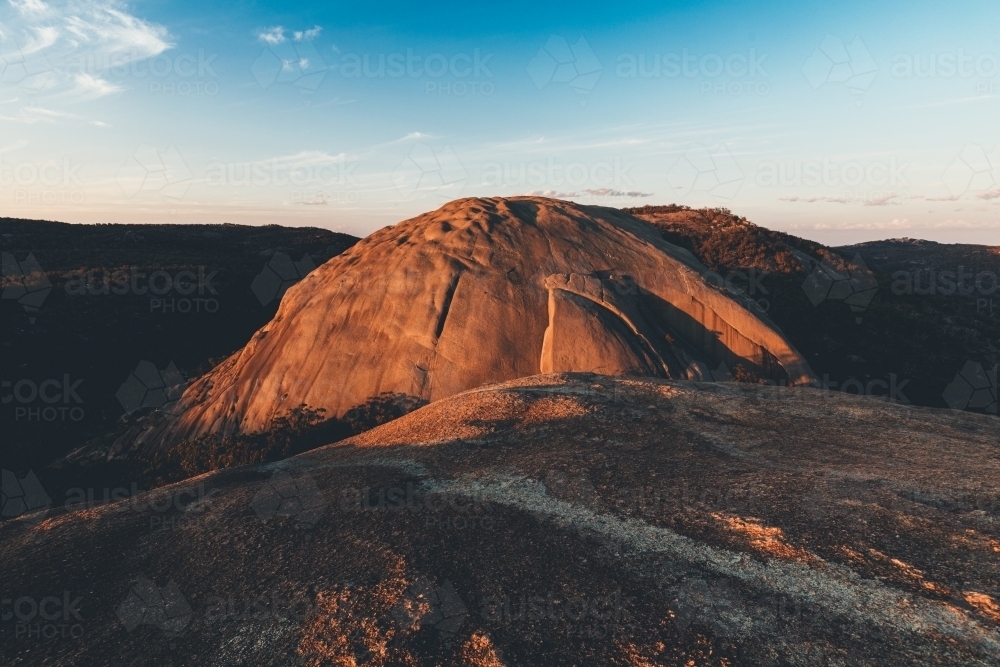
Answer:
[{"left": 1, "top": 0, "right": 998, "bottom": 244}]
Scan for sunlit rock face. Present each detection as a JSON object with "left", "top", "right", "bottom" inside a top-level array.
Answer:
[{"left": 125, "top": 196, "right": 814, "bottom": 453}]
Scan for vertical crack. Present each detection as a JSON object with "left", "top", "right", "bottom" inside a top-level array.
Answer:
[{"left": 434, "top": 272, "right": 461, "bottom": 342}]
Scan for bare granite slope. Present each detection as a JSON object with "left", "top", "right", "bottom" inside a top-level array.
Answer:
[{"left": 3, "top": 374, "right": 998, "bottom": 666}]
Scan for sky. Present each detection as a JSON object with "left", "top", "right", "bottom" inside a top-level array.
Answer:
[{"left": 1, "top": 0, "right": 998, "bottom": 245}]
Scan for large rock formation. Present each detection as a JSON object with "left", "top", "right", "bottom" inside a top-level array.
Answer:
[
  {"left": 5, "top": 375, "right": 999, "bottom": 666},
  {"left": 124, "top": 197, "right": 815, "bottom": 453}
]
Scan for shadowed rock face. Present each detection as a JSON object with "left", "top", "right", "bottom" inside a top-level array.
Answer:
[
  {"left": 3, "top": 374, "right": 998, "bottom": 666},
  {"left": 122, "top": 197, "right": 814, "bottom": 454}
]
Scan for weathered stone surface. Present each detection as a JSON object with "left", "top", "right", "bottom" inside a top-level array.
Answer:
[
  {"left": 4, "top": 374, "right": 999, "bottom": 666},
  {"left": 122, "top": 197, "right": 814, "bottom": 454}
]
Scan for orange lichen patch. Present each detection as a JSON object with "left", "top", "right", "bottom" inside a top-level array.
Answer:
[
  {"left": 950, "top": 530, "right": 1000, "bottom": 553},
  {"left": 867, "top": 549, "right": 948, "bottom": 594},
  {"left": 963, "top": 592, "right": 1000, "bottom": 623},
  {"left": 460, "top": 632, "right": 506, "bottom": 667},
  {"left": 32, "top": 508, "right": 104, "bottom": 531},
  {"left": 836, "top": 546, "right": 866, "bottom": 563},
  {"left": 520, "top": 395, "right": 591, "bottom": 424},
  {"left": 617, "top": 641, "right": 663, "bottom": 667},
  {"left": 297, "top": 557, "right": 415, "bottom": 667},
  {"left": 712, "top": 513, "right": 817, "bottom": 563}
]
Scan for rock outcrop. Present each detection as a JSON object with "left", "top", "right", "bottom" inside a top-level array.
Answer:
[
  {"left": 121, "top": 197, "right": 815, "bottom": 454},
  {"left": 5, "top": 375, "right": 999, "bottom": 666}
]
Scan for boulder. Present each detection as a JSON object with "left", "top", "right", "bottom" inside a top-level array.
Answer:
[{"left": 120, "top": 197, "right": 814, "bottom": 454}]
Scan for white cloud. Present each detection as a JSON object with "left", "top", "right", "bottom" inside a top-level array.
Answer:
[
  {"left": 20, "top": 25, "right": 59, "bottom": 54},
  {"left": 779, "top": 195, "right": 851, "bottom": 204},
  {"left": 0, "top": 105, "right": 77, "bottom": 122},
  {"left": 71, "top": 71, "right": 121, "bottom": 98},
  {"left": 9, "top": 0, "right": 50, "bottom": 16},
  {"left": 257, "top": 26, "right": 284, "bottom": 45},
  {"left": 792, "top": 217, "right": 1000, "bottom": 231},
  {"left": 293, "top": 25, "right": 321, "bottom": 42},
  {"left": 583, "top": 188, "right": 652, "bottom": 198},
  {"left": 378, "top": 132, "right": 435, "bottom": 147},
  {"left": 522, "top": 189, "right": 653, "bottom": 199},
  {"left": 0, "top": 0, "right": 172, "bottom": 104},
  {"left": 270, "top": 150, "right": 351, "bottom": 166},
  {"left": 863, "top": 192, "right": 904, "bottom": 206},
  {"left": 976, "top": 189, "right": 1000, "bottom": 200},
  {"left": 63, "top": 5, "right": 171, "bottom": 62},
  {"left": 525, "top": 190, "right": 579, "bottom": 198},
  {"left": 0, "top": 138, "right": 30, "bottom": 152}
]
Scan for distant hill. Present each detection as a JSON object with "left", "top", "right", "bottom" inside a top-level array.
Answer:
[
  {"left": 838, "top": 238, "right": 1000, "bottom": 277},
  {"left": 626, "top": 205, "right": 1000, "bottom": 413},
  {"left": 1, "top": 219, "right": 359, "bottom": 490}
]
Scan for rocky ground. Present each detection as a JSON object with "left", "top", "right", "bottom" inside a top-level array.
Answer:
[{"left": 2, "top": 373, "right": 998, "bottom": 666}]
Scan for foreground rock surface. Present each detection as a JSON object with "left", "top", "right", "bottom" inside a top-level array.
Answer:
[
  {"left": 3, "top": 374, "right": 999, "bottom": 666},
  {"left": 121, "top": 197, "right": 814, "bottom": 456}
]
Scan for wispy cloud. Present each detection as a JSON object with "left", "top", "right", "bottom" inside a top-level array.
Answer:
[
  {"left": 379, "top": 132, "right": 435, "bottom": 147},
  {"left": 793, "top": 217, "right": 1000, "bottom": 231},
  {"left": 976, "top": 189, "right": 1000, "bottom": 200},
  {"left": 0, "top": 105, "right": 77, "bottom": 122},
  {"left": 584, "top": 188, "right": 652, "bottom": 198},
  {"left": 257, "top": 26, "right": 284, "bottom": 45},
  {"left": 71, "top": 71, "right": 121, "bottom": 98},
  {"left": 524, "top": 190, "right": 579, "bottom": 198},
  {"left": 0, "top": 138, "right": 30, "bottom": 153},
  {"left": 779, "top": 195, "right": 851, "bottom": 204},
  {"left": 524, "top": 188, "right": 653, "bottom": 199},
  {"left": 0, "top": 0, "right": 172, "bottom": 104},
  {"left": 293, "top": 25, "right": 321, "bottom": 42},
  {"left": 863, "top": 192, "right": 904, "bottom": 207},
  {"left": 9, "top": 0, "right": 50, "bottom": 17}
]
